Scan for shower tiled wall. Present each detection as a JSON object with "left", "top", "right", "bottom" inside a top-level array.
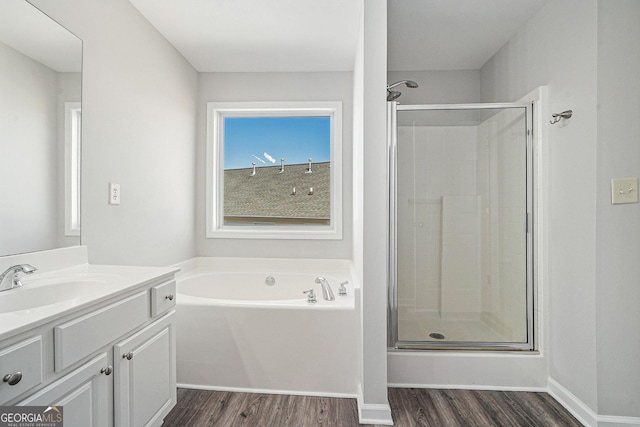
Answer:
[
  {"left": 477, "top": 109, "right": 528, "bottom": 341},
  {"left": 397, "top": 109, "right": 526, "bottom": 342},
  {"left": 396, "top": 125, "right": 477, "bottom": 315}
]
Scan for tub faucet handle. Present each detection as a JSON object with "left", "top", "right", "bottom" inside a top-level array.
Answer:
[
  {"left": 303, "top": 289, "right": 317, "bottom": 303},
  {"left": 338, "top": 281, "right": 348, "bottom": 296}
]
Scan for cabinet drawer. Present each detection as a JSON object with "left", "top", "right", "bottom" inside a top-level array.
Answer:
[
  {"left": 150, "top": 280, "right": 176, "bottom": 317},
  {"left": 55, "top": 291, "right": 149, "bottom": 372},
  {"left": 0, "top": 336, "right": 42, "bottom": 404}
]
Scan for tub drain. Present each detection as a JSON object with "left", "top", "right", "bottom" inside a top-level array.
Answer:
[{"left": 429, "top": 332, "right": 445, "bottom": 340}]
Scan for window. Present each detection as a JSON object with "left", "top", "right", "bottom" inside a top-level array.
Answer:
[
  {"left": 206, "top": 101, "right": 342, "bottom": 239},
  {"left": 65, "top": 102, "right": 81, "bottom": 236}
]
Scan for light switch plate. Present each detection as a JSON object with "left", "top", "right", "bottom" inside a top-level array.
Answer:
[
  {"left": 109, "top": 182, "right": 121, "bottom": 205},
  {"left": 611, "top": 177, "right": 638, "bottom": 205}
]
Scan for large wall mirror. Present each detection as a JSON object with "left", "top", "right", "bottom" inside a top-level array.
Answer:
[{"left": 0, "top": 0, "right": 82, "bottom": 256}]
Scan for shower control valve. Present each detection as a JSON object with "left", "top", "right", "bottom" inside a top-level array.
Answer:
[{"left": 303, "top": 289, "right": 317, "bottom": 303}]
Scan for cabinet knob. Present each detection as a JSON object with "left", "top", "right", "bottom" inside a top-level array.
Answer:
[
  {"left": 123, "top": 352, "right": 134, "bottom": 360},
  {"left": 3, "top": 372, "right": 22, "bottom": 386},
  {"left": 100, "top": 366, "right": 113, "bottom": 376},
  {"left": 165, "top": 294, "right": 174, "bottom": 301}
]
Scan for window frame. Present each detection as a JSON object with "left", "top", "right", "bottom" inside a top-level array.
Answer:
[{"left": 206, "top": 101, "right": 343, "bottom": 240}]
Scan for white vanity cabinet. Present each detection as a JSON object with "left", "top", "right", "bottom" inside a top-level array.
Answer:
[
  {"left": 0, "top": 272, "right": 177, "bottom": 427},
  {"left": 115, "top": 312, "right": 175, "bottom": 427}
]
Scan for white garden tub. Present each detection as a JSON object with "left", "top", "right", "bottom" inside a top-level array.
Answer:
[{"left": 173, "top": 257, "right": 360, "bottom": 397}]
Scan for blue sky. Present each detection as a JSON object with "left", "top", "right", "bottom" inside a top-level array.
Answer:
[{"left": 223, "top": 117, "right": 331, "bottom": 170}]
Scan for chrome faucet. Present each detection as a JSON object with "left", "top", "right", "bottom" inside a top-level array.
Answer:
[
  {"left": 314, "top": 276, "right": 335, "bottom": 301},
  {"left": 0, "top": 264, "right": 37, "bottom": 291}
]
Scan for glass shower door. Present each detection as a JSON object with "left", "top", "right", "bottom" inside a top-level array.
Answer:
[{"left": 389, "top": 103, "right": 534, "bottom": 350}]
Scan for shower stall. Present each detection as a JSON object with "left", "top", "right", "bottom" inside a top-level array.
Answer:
[{"left": 388, "top": 102, "right": 535, "bottom": 350}]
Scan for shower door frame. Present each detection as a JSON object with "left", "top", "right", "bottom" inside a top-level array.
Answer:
[{"left": 388, "top": 101, "right": 535, "bottom": 351}]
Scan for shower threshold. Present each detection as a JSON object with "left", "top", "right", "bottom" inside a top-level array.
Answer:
[
  {"left": 393, "top": 341, "right": 533, "bottom": 351},
  {"left": 395, "top": 308, "right": 533, "bottom": 350}
]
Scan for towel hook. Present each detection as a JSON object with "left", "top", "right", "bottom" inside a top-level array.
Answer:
[{"left": 550, "top": 110, "right": 572, "bottom": 124}]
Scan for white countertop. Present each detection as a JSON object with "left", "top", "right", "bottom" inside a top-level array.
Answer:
[{"left": 0, "top": 263, "right": 178, "bottom": 341}]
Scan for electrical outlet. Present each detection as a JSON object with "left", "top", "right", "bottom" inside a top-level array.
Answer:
[
  {"left": 611, "top": 177, "right": 638, "bottom": 205},
  {"left": 109, "top": 183, "right": 121, "bottom": 205}
]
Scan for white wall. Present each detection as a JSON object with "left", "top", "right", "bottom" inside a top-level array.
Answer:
[
  {"left": 358, "top": 0, "right": 393, "bottom": 424},
  {"left": 595, "top": 0, "right": 640, "bottom": 419},
  {"left": 195, "top": 72, "right": 353, "bottom": 259},
  {"left": 0, "top": 41, "right": 58, "bottom": 255},
  {"left": 30, "top": 0, "right": 199, "bottom": 267}
]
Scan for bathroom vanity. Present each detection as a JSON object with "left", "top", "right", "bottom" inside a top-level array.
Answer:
[{"left": 0, "top": 247, "right": 178, "bottom": 427}]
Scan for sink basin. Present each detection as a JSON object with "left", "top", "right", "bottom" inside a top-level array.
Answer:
[{"left": 0, "top": 275, "right": 116, "bottom": 314}]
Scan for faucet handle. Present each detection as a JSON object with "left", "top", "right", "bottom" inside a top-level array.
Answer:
[
  {"left": 303, "top": 289, "right": 317, "bottom": 303},
  {"left": 20, "top": 264, "right": 37, "bottom": 274},
  {"left": 338, "top": 281, "right": 348, "bottom": 296},
  {"left": 0, "top": 264, "right": 37, "bottom": 291}
]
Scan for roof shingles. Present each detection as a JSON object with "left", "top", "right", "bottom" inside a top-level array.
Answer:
[{"left": 224, "top": 162, "right": 330, "bottom": 221}]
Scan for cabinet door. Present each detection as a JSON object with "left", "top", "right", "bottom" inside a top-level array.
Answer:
[
  {"left": 19, "top": 354, "right": 110, "bottom": 427},
  {"left": 114, "top": 311, "right": 176, "bottom": 427}
]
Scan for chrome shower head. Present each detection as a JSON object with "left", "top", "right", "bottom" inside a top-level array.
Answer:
[
  {"left": 387, "top": 90, "right": 402, "bottom": 101},
  {"left": 386, "top": 80, "right": 419, "bottom": 101},
  {"left": 387, "top": 80, "right": 419, "bottom": 90}
]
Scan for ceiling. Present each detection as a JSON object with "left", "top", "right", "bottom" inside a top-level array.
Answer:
[
  {"left": 130, "top": 0, "right": 549, "bottom": 73},
  {"left": 388, "top": 0, "right": 548, "bottom": 71},
  {"left": 128, "top": 0, "right": 361, "bottom": 72},
  {"left": 0, "top": 0, "right": 81, "bottom": 72}
]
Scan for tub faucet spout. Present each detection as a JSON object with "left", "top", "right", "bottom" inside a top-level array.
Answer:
[
  {"left": 315, "top": 276, "right": 335, "bottom": 301},
  {"left": 0, "top": 264, "right": 37, "bottom": 292}
]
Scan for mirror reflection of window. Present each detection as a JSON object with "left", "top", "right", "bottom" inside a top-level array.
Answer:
[
  {"left": 65, "top": 102, "right": 81, "bottom": 236},
  {"left": 206, "top": 102, "right": 342, "bottom": 239}
]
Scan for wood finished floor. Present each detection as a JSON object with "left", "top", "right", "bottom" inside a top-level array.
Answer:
[{"left": 162, "top": 388, "right": 583, "bottom": 426}]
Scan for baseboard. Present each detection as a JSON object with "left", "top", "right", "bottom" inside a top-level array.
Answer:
[
  {"left": 357, "top": 401, "right": 394, "bottom": 425},
  {"left": 547, "top": 378, "right": 597, "bottom": 426},
  {"left": 597, "top": 415, "right": 640, "bottom": 426},
  {"left": 176, "top": 383, "right": 356, "bottom": 399},
  {"left": 388, "top": 383, "right": 547, "bottom": 392},
  {"left": 356, "top": 388, "right": 394, "bottom": 425},
  {"left": 548, "top": 378, "right": 640, "bottom": 426}
]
